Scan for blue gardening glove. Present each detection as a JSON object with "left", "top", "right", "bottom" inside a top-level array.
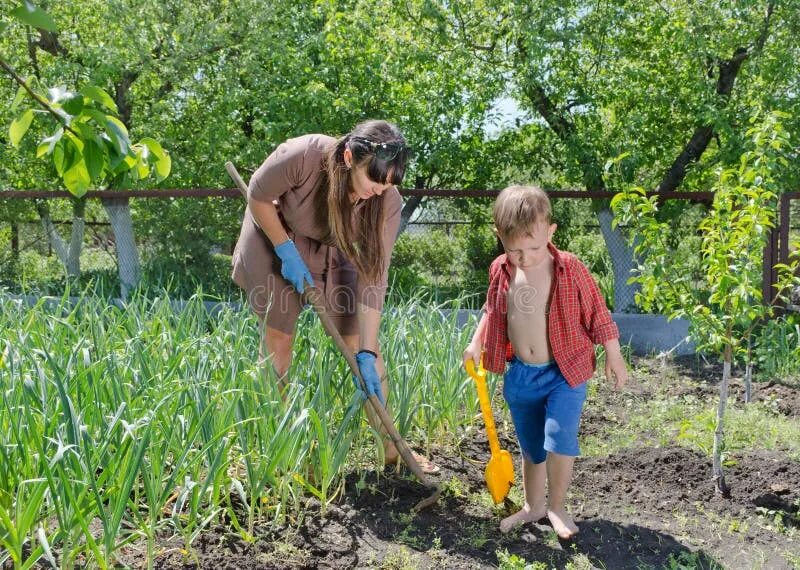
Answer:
[
  {"left": 353, "top": 351, "right": 384, "bottom": 405},
  {"left": 274, "top": 239, "right": 313, "bottom": 294}
]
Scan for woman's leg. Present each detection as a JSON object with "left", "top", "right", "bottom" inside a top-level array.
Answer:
[{"left": 259, "top": 317, "right": 296, "bottom": 395}]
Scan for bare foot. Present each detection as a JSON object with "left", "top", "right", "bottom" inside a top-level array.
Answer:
[
  {"left": 385, "top": 451, "right": 440, "bottom": 474},
  {"left": 500, "top": 503, "right": 546, "bottom": 533},
  {"left": 547, "top": 507, "right": 579, "bottom": 539}
]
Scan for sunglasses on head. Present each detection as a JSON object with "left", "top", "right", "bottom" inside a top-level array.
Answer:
[{"left": 349, "top": 136, "right": 406, "bottom": 161}]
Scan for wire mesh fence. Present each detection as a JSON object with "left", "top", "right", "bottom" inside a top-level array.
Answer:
[{"left": 2, "top": 188, "right": 792, "bottom": 313}]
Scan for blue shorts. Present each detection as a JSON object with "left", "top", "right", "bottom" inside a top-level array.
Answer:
[{"left": 503, "top": 357, "right": 587, "bottom": 464}]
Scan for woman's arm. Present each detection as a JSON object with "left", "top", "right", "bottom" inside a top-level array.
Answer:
[
  {"left": 357, "top": 303, "right": 381, "bottom": 353},
  {"left": 248, "top": 198, "right": 289, "bottom": 246}
]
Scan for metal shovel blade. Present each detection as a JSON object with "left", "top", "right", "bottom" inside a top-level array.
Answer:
[{"left": 466, "top": 358, "right": 515, "bottom": 504}]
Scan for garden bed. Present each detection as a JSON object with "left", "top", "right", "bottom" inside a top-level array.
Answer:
[{"left": 119, "top": 357, "right": 800, "bottom": 570}]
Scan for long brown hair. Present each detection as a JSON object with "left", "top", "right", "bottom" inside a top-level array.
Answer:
[{"left": 320, "top": 120, "right": 408, "bottom": 283}]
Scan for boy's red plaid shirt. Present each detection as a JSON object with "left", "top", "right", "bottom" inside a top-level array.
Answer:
[{"left": 481, "top": 243, "right": 619, "bottom": 387}]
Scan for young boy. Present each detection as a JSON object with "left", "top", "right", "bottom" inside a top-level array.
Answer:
[{"left": 463, "top": 185, "right": 627, "bottom": 539}]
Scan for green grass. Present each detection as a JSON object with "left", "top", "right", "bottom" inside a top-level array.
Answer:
[
  {"left": 0, "top": 292, "right": 478, "bottom": 569},
  {"left": 581, "top": 368, "right": 800, "bottom": 461}
]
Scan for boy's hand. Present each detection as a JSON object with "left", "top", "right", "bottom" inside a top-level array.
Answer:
[
  {"left": 603, "top": 339, "right": 627, "bottom": 390},
  {"left": 604, "top": 349, "right": 628, "bottom": 390},
  {"left": 462, "top": 342, "right": 482, "bottom": 371}
]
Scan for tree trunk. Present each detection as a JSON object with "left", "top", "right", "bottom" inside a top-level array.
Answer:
[
  {"left": 37, "top": 200, "right": 68, "bottom": 264},
  {"left": 10, "top": 223, "right": 19, "bottom": 262},
  {"left": 36, "top": 198, "right": 86, "bottom": 279},
  {"left": 744, "top": 338, "right": 752, "bottom": 404},
  {"left": 397, "top": 176, "right": 427, "bottom": 236},
  {"left": 713, "top": 345, "right": 732, "bottom": 496},
  {"left": 744, "top": 361, "right": 752, "bottom": 404},
  {"left": 597, "top": 207, "right": 639, "bottom": 312},
  {"left": 398, "top": 194, "right": 423, "bottom": 237},
  {"left": 102, "top": 196, "right": 140, "bottom": 299},
  {"left": 66, "top": 198, "right": 86, "bottom": 278},
  {"left": 516, "top": 66, "right": 641, "bottom": 312}
]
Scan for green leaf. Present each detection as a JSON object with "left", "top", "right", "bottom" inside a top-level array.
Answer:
[
  {"left": 63, "top": 160, "right": 91, "bottom": 197},
  {"left": 10, "top": 1, "right": 57, "bottom": 32},
  {"left": 84, "top": 139, "right": 105, "bottom": 182},
  {"left": 135, "top": 153, "right": 150, "bottom": 179},
  {"left": 61, "top": 136, "right": 83, "bottom": 174},
  {"left": 36, "top": 127, "right": 63, "bottom": 158},
  {"left": 138, "top": 137, "right": 163, "bottom": 159},
  {"left": 53, "top": 139, "right": 66, "bottom": 175},
  {"left": 103, "top": 116, "right": 130, "bottom": 157},
  {"left": 9, "top": 109, "right": 35, "bottom": 147},
  {"left": 154, "top": 151, "right": 171, "bottom": 181},
  {"left": 10, "top": 84, "right": 27, "bottom": 111},
  {"left": 64, "top": 131, "right": 84, "bottom": 152},
  {"left": 80, "top": 85, "right": 118, "bottom": 113},
  {"left": 138, "top": 137, "right": 171, "bottom": 181},
  {"left": 74, "top": 121, "right": 97, "bottom": 142},
  {"left": 62, "top": 94, "right": 85, "bottom": 116}
]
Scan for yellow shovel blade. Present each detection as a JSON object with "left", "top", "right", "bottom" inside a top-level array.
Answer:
[{"left": 485, "top": 449, "right": 515, "bottom": 504}]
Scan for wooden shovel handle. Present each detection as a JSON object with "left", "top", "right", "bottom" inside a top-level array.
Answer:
[
  {"left": 302, "top": 287, "right": 436, "bottom": 490},
  {"left": 225, "top": 162, "right": 248, "bottom": 198}
]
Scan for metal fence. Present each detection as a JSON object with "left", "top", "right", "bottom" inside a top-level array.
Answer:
[
  {"left": 2, "top": 188, "right": 794, "bottom": 313},
  {"left": 764, "top": 191, "right": 800, "bottom": 312}
]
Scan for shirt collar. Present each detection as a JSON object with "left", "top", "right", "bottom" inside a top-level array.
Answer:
[{"left": 499, "top": 241, "right": 566, "bottom": 278}]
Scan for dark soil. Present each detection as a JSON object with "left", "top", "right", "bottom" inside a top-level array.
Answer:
[
  {"left": 115, "top": 358, "right": 800, "bottom": 568},
  {"left": 140, "top": 444, "right": 799, "bottom": 569}
]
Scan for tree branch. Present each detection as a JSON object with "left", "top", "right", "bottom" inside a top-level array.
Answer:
[
  {"left": 519, "top": 73, "right": 605, "bottom": 191},
  {"left": 0, "top": 56, "right": 80, "bottom": 137},
  {"left": 655, "top": 2, "right": 775, "bottom": 193},
  {"left": 35, "top": 29, "right": 70, "bottom": 58}
]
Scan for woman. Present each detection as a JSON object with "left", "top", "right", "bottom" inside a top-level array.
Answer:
[{"left": 232, "top": 119, "right": 438, "bottom": 473}]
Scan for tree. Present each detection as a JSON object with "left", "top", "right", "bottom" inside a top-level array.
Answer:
[
  {"left": 2, "top": 2, "right": 171, "bottom": 295},
  {"left": 405, "top": 0, "right": 800, "bottom": 310},
  {"left": 611, "top": 110, "right": 800, "bottom": 494},
  {"left": 3, "top": 0, "right": 507, "bottom": 284}
]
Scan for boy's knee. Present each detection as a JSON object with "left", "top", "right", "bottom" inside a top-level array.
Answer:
[{"left": 543, "top": 418, "right": 581, "bottom": 457}]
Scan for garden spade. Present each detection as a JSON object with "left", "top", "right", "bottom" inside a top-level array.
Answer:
[
  {"left": 465, "top": 358, "right": 515, "bottom": 503},
  {"left": 225, "top": 161, "right": 442, "bottom": 512}
]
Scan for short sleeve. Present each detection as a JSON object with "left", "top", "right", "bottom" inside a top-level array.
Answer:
[{"left": 248, "top": 138, "right": 311, "bottom": 203}]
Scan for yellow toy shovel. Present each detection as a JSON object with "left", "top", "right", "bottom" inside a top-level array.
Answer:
[{"left": 466, "top": 358, "right": 515, "bottom": 504}]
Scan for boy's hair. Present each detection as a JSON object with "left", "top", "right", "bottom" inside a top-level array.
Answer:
[{"left": 493, "top": 185, "right": 552, "bottom": 239}]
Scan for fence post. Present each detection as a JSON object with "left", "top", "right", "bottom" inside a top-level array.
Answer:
[
  {"left": 763, "top": 227, "right": 778, "bottom": 307},
  {"left": 11, "top": 223, "right": 19, "bottom": 261}
]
